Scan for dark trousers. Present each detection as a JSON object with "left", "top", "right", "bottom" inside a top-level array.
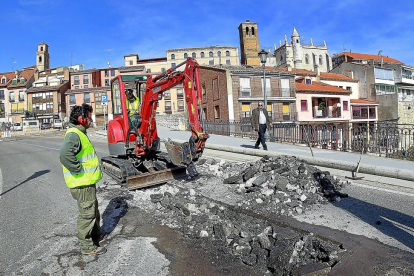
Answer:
[{"left": 255, "top": 124, "right": 267, "bottom": 149}]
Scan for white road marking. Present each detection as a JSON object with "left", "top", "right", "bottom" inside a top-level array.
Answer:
[
  {"left": 352, "top": 183, "right": 414, "bottom": 197},
  {"left": 13, "top": 141, "right": 60, "bottom": 151}
]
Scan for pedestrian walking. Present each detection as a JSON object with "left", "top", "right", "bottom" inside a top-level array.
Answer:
[
  {"left": 251, "top": 101, "right": 272, "bottom": 150},
  {"left": 59, "top": 103, "right": 106, "bottom": 255}
]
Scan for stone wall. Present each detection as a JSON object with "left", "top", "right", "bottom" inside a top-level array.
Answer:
[{"left": 156, "top": 113, "right": 189, "bottom": 131}]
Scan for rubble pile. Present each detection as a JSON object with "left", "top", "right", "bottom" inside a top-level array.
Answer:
[
  {"left": 125, "top": 155, "right": 349, "bottom": 275},
  {"left": 198, "top": 155, "right": 349, "bottom": 217},
  {"left": 129, "top": 184, "right": 343, "bottom": 275}
]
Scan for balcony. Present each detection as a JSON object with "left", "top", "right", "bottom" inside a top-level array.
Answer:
[
  {"left": 33, "top": 97, "right": 53, "bottom": 104},
  {"left": 313, "top": 108, "right": 341, "bottom": 119},
  {"left": 35, "top": 108, "right": 54, "bottom": 115},
  {"left": 352, "top": 107, "right": 376, "bottom": 120},
  {"left": 281, "top": 88, "right": 291, "bottom": 97}
]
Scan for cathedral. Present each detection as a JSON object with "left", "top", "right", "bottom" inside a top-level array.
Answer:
[{"left": 273, "top": 27, "right": 332, "bottom": 72}]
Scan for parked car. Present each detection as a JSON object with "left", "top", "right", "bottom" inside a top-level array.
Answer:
[
  {"left": 53, "top": 119, "right": 63, "bottom": 129},
  {"left": 41, "top": 122, "right": 52, "bottom": 130},
  {"left": 11, "top": 122, "right": 22, "bottom": 131}
]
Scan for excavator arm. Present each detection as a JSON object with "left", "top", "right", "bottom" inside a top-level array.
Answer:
[{"left": 137, "top": 58, "right": 209, "bottom": 165}]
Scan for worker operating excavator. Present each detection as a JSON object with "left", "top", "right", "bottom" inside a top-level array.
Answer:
[{"left": 125, "top": 88, "right": 141, "bottom": 130}]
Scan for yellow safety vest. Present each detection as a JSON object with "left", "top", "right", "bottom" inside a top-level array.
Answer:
[
  {"left": 126, "top": 97, "right": 140, "bottom": 116},
  {"left": 62, "top": 128, "right": 102, "bottom": 188}
]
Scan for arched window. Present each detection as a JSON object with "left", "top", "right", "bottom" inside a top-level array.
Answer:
[
  {"left": 252, "top": 27, "right": 255, "bottom": 36},
  {"left": 184, "top": 53, "right": 188, "bottom": 59},
  {"left": 200, "top": 52, "right": 205, "bottom": 58},
  {"left": 39, "top": 56, "right": 42, "bottom": 63},
  {"left": 246, "top": 27, "right": 249, "bottom": 35},
  {"left": 209, "top": 51, "right": 213, "bottom": 57},
  {"left": 40, "top": 46, "right": 43, "bottom": 51},
  {"left": 171, "top": 54, "right": 175, "bottom": 60},
  {"left": 280, "top": 55, "right": 283, "bottom": 61},
  {"left": 305, "top": 54, "right": 309, "bottom": 64},
  {"left": 225, "top": 51, "right": 230, "bottom": 56},
  {"left": 319, "top": 55, "right": 323, "bottom": 65},
  {"left": 192, "top": 52, "right": 196, "bottom": 58},
  {"left": 217, "top": 51, "right": 221, "bottom": 57}
]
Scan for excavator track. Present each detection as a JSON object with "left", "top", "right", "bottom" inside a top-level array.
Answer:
[{"left": 101, "top": 156, "right": 139, "bottom": 183}]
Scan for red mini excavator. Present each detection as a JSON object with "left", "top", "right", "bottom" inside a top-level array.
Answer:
[{"left": 101, "top": 58, "right": 209, "bottom": 190}]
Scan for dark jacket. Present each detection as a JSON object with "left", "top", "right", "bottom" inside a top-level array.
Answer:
[
  {"left": 59, "top": 123, "right": 87, "bottom": 173},
  {"left": 251, "top": 107, "right": 271, "bottom": 130}
]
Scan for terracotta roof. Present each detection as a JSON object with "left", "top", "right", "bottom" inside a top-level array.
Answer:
[
  {"left": 0, "top": 72, "right": 16, "bottom": 87},
  {"left": 350, "top": 99, "right": 379, "bottom": 105},
  {"left": 277, "top": 68, "right": 316, "bottom": 75},
  {"left": 296, "top": 80, "right": 350, "bottom": 93},
  {"left": 320, "top": 72, "right": 358, "bottom": 82},
  {"left": 334, "top": 52, "right": 403, "bottom": 64},
  {"left": 26, "top": 81, "right": 69, "bottom": 93},
  {"left": 7, "top": 69, "right": 35, "bottom": 88}
]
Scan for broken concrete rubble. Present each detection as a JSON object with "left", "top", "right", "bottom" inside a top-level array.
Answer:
[{"left": 121, "top": 155, "right": 347, "bottom": 275}]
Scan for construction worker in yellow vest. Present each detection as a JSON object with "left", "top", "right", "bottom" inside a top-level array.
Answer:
[
  {"left": 59, "top": 103, "right": 106, "bottom": 256},
  {"left": 125, "top": 88, "right": 141, "bottom": 130}
]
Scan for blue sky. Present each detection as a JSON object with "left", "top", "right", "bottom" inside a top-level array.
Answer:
[{"left": 1, "top": 0, "right": 414, "bottom": 72}]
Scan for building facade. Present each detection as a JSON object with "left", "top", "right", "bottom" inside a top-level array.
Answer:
[
  {"left": 238, "top": 19, "right": 260, "bottom": 66},
  {"left": 273, "top": 28, "right": 332, "bottom": 72}
]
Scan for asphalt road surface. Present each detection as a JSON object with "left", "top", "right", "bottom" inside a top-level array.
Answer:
[{"left": 1, "top": 132, "right": 414, "bottom": 275}]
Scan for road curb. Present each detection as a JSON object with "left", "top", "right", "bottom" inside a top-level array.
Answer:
[{"left": 204, "top": 143, "right": 414, "bottom": 183}]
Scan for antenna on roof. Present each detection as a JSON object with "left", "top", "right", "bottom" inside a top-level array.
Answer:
[
  {"left": 342, "top": 44, "right": 346, "bottom": 52},
  {"left": 12, "top": 57, "right": 17, "bottom": 71}
]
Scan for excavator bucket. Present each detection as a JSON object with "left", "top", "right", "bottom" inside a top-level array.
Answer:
[
  {"left": 126, "top": 166, "right": 187, "bottom": 190},
  {"left": 164, "top": 139, "right": 194, "bottom": 166}
]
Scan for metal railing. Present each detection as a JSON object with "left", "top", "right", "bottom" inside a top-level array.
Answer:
[{"left": 203, "top": 120, "right": 414, "bottom": 160}]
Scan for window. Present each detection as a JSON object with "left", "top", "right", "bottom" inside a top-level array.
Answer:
[
  {"left": 9, "top": 92, "right": 14, "bottom": 101},
  {"left": 252, "top": 27, "right": 255, "bottom": 36},
  {"left": 305, "top": 78, "right": 312, "bottom": 85},
  {"left": 177, "top": 88, "right": 183, "bottom": 98},
  {"left": 83, "top": 75, "right": 89, "bottom": 84},
  {"left": 12, "top": 79, "right": 17, "bottom": 85},
  {"left": 75, "top": 86, "right": 79, "bottom": 89},
  {"left": 0, "top": 90, "right": 4, "bottom": 100},
  {"left": 105, "top": 70, "right": 109, "bottom": 77},
  {"left": 319, "top": 55, "right": 323, "bottom": 65},
  {"left": 129, "top": 60, "right": 133, "bottom": 65},
  {"left": 226, "top": 51, "right": 230, "bottom": 56},
  {"left": 74, "top": 76, "right": 79, "bottom": 85},
  {"left": 209, "top": 60, "right": 214, "bottom": 65},
  {"left": 202, "top": 107, "right": 207, "bottom": 119},
  {"left": 84, "top": 93, "right": 90, "bottom": 103},
  {"left": 70, "top": 95, "right": 76, "bottom": 104},
  {"left": 20, "top": 78, "right": 25, "bottom": 84},
  {"left": 209, "top": 51, "right": 213, "bottom": 57},
  {"left": 305, "top": 54, "right": 309, "bottom": 64},
  {"left": 376, "top": 84, "right": 395, "bottom": 95},
  {"left": 374, "top": 68, "right": 393, "bottom": 80},
  {"left": 177, "top": 100, "right": 184, "bottom": 110},
  {"left": 147, "top": 69, "right": 151, "bottom": 73},
  {"left": 246, "top": 27, "right": 249, "bottom": 35},
  {"left": 200, "top": 52, "right": 205, "bottom": 58},
  {"left": 171, "top": 63, "right": 176, "bottom": 69},
  {"left": 165, "top": 101, "right": 171, "bottom": 109},
  {"left": 217, "top": 51, "right": 221, "bottom": 57},
  {"left": 84, "top": 85, "right": 89, "bottom": 89},
  {"left": 202, "top": 83, "right": 206, "bottom": 95},
  {"left": 214, "top": 105, "right": 220, "bottom": 119},
  {"left": 1, "top": 78, "right": 5, "bottom": 84},
  {"left": 212, "top": 78, "right": 219, "bottom": 100},
  {"left": 171, "top": 54, "right": 175, "bottom": 60},
  {"left": 164, "top": 91, "right": 171, "bottom": 99},
  {"left": 281, "top": 79, "right": 290, "bottom": 97},
  {"left": 19, "top": 91, "right": 24, "bottom": 101},
  {"left": 343, "top": 101, "right": 348, "bottom": 111},
  {"left": 105, "top": 79, "right": 109, "bottom": 86},
  {"left": 111, "top": 70, "right": 115, "bottom": 77},
  {"left": 192, "top": 52, "right": 196, "bottom": 58},
  {"left": 241, "top": 103, "right": 250, "bottom": 117},
  {"left": 226, "top": 59, "right": 231, "bottom": 65},
  {"left": 369, "top": 107, "right": 376, "bottom": 118},
  {"left": 40, "top": 46, "right": 43, "bottom": 51},
  {"left": 346, "top": 86, "right": 351, "bottom": 92},
  {"left": 301, "top": 100, "right": 307, "bottom": 111},
  {"left": 39, "top": 56, "right": 42, "bottom": 63},
  {"left": 184, "top": 53, "right": 188, "bottom": 59}
]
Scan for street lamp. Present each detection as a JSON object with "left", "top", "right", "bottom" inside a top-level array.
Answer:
[
  {"left": 258, "top": 49, "right": 271, "bottom": 141},
  {"left": 258, "top": 49, "right": 268, "bottom": 108}
]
